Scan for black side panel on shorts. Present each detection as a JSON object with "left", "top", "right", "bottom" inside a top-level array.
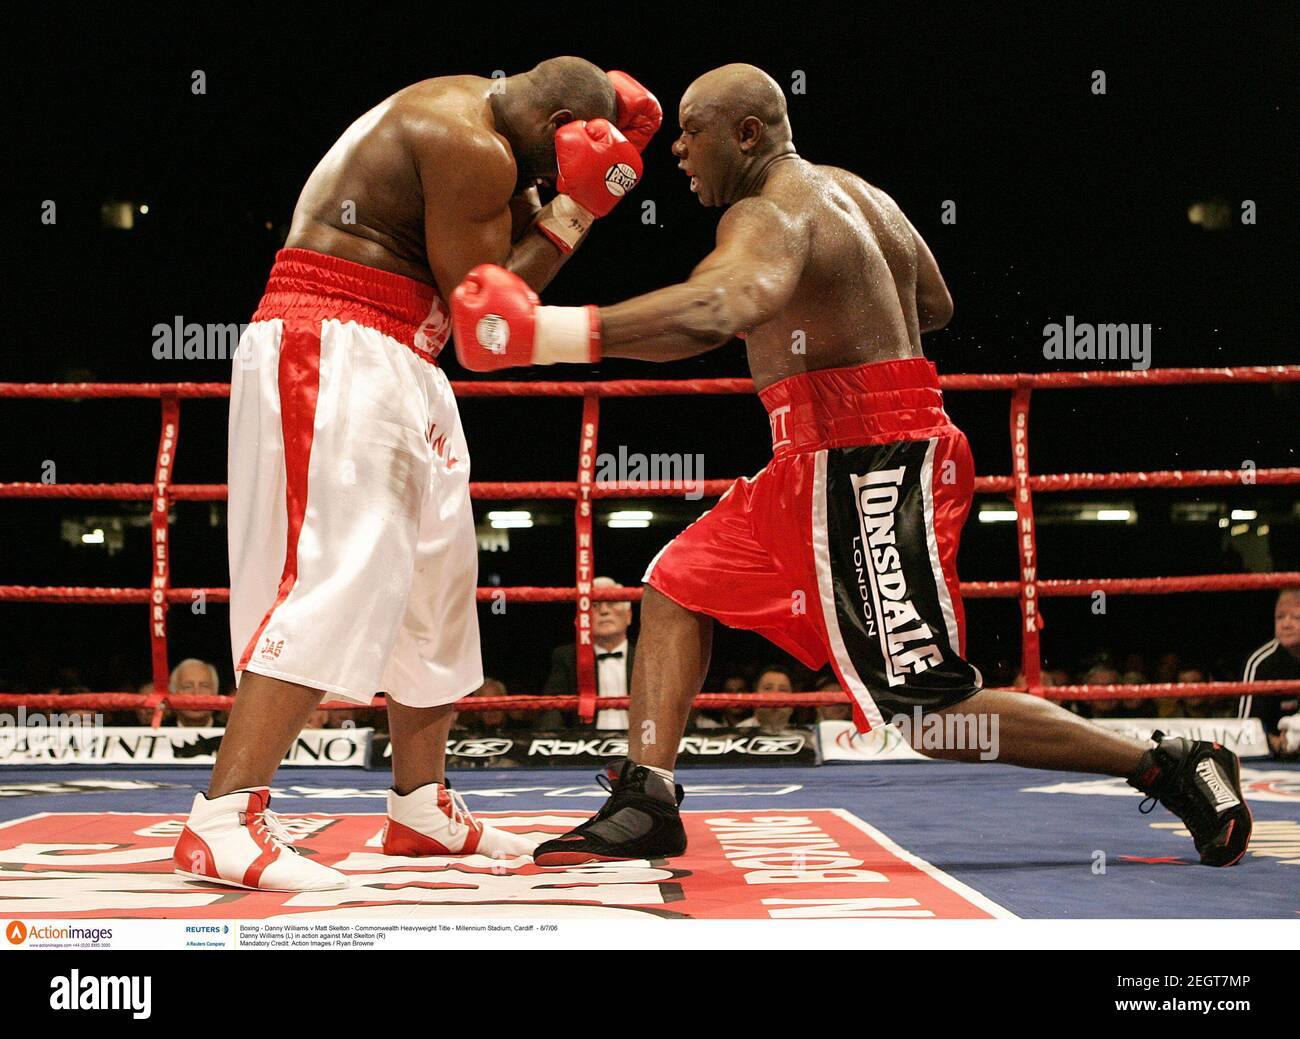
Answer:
[{"left": 823, "top": 441, "right": 981, "bottom": 718}]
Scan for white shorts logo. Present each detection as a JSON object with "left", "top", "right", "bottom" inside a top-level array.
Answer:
[
  {"left": 475, "top": 315, "right": 510, "bottom": 354},
  {"left": 604, "top": 162, "right": 638, "bottom": 197}
]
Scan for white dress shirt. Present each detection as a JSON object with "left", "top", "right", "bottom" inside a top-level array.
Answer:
[{"left": 595, "top": 639, "right": 629, "bottom": 730}]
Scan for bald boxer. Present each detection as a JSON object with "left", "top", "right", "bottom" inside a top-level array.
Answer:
[
  {"left": 174, "top": 58, "right": 661, "bottom": 892},
  {"left": 450, "top": 64, "right": 1252, "bottom": 868}
]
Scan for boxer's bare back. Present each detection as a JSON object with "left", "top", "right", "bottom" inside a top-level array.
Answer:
[
  {"left": 285, "top": 62, "right": 613, "bottom": 300},
  {"left": 715, "top": 157, "right": 950, "bottom": 390}
]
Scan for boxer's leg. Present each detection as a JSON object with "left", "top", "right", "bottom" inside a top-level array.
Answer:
[
  {"left": 917, "top": 688, "right": 1146, "bottom": 776},
  {"left": 629, "top": 586, "right": 713, "bottom": 770},
  {"left": 532, "top": 583, "right": 708, "bottom": 864},
  {"left": 207, "top": 672, "right": 323, "bottom": 798},
  {"left": 387, "top": 700, "right": 456, "bottom": 796}
]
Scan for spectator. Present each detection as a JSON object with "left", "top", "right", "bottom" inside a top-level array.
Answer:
[
  {"left": 542, "top": 576, "right": 635, "bottom": 730},
  {"left": 1237, "top": 587, "right": 1300, "bottom": 758},
  {"left": 752, "top": 665, "right": 795, "bottom": 732},
  {"left": 169, "top": 659, "right": 218, "bottom": 727},
  {"left": 57, "top": 684, "right": 97, "bottom": 723},
  {"left": 1119, "top": 670, "right": 1148, "bottom": 717},
  {"left": 814, "top": 675, "right": 851, "bottom": 723},
  {"left": 1176, "top": 666, "right": 1216, "bottom": 719},
  {"left": 692, "top": 672, "right": 747, "bottom": 729},
  {"left": 301, "top": 707, "right": 359, "bottom": 729},
  {"left": 132, "top": 681, "right": 158, "bottom": 726},
  {"left": 1082, "top": 665, "right": 1121, "bottom": 719},
  {"left": 453, "top": 678, "right": 523, "bottom": 733},
  {"left": 721, "top": 674, "right": 749, "bottom": 693},
  {"left": 1154, "top": 651, "right": 1181, "bottom": 684},
  {"left": 303, "top": 709, "right": 332, "bottom": 729}
]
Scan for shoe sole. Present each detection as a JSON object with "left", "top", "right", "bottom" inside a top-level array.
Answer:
[
  {"left": 1201, "top": 751, "right": 1253, "bottom": 867},
  {"left": 533, "top": 851, "right": 633, "bottom": 867},
  {"left": 173, "top": 868, "right": 349, "bottom": 892}
]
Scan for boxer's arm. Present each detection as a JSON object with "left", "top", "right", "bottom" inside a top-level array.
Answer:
[
  {"left": 509, "top": 187, "right": 543, "bottom": 242},
  {"left": 420, "top": 134, "right": 515, "bottom": 302},
  {"left": 599, "top": 199, "right": 808, "bottom": 360},
  {"left": 503, "top": 222, "right": 584, "bottom": 293},
  {"left": 907, "top": 216, "right": 953, "bottom": 332},
  {"left": 419, "top": 135, "right": 574, "bottom": 300},
  {"left": 504, "top": 186, "right": 593, "bottom": 290}
]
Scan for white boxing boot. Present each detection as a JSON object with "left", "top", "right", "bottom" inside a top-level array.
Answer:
[
  {"left": 173, "top": 787, "right": 348, "bottom": 891},
  {"left": 382, "top": 782, "right": 537, "bottom": 859}
]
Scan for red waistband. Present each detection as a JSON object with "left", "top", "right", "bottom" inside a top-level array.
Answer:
[
  {"left": 252, "top": 248, "right": 451, "bottom": 362},
  {"left": 758, "top": 358, "right": 952, "bottom": 455}
]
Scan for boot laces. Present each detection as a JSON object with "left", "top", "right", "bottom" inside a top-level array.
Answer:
[
  {"left": 251, "top": 807, "right": 299, "bottom": 855},
  {"left": 444, "top": 787, "right": 474, "bottom": 838}
]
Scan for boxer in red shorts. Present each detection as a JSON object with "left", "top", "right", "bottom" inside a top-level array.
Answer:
[{"left": 451, "top": 64, "right": 1252, "bottom": 868}]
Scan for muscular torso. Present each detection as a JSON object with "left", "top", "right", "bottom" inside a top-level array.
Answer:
[
  {"left": 285, "top": 77, "right": 512, "bottom": 286},
  {"left": 741, "top": 159, "right": 923, "bottom": 391}
]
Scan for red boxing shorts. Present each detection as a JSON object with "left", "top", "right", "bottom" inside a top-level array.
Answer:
[{"left": 643, "top": 358, "right": 982, "bottom": 732}]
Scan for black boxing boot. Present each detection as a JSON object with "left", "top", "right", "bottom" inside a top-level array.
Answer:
[
  {"left": 533, "top": 759, "right": 686, "bottom": 866},
  {"left": 1128, "top": 731, "right": 1253, "bottom": 867}
]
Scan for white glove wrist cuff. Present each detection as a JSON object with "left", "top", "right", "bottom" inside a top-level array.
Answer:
[
  {"left": 534, "top": 305, "right": 601, "bottom": 364},
  {"left": 536, "top": 194, "right": 595, "bottom": 252}
]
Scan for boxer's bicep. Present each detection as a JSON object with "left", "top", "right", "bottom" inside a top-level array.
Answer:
[
  {"left": 691, "top": 201, "right": 808, "bottom": 326},
  {"left": 419, "top": 144, "right": 514, "bottom": 300},
  {"left": 599, "top": 203, "right": 807, "bottom": 361},
  {"left": 425, "top": 206, "right": 512, "bottom": 302}
]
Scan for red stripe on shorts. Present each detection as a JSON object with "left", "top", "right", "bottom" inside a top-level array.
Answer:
[{"left": 237, "top": 322, "right": 323, "bottom": 673}]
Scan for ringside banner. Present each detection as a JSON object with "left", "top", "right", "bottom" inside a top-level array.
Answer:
[
  {"left": 0, "top": 726, "right": 373, "bottom": 767},
  {"left": 374, "top": 727, "right": 819, "bottom": 769}
]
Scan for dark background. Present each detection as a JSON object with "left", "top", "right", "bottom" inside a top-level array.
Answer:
[{"left": 5, "top": 2, "right": 1297, "bottom": 695}]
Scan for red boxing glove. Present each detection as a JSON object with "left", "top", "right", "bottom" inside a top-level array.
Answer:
[
  {"left": 608, "top": 70, "right": 662, "bottom": 153},
  {"left": 451, "top": 264, "right": 601, "bottom": 372},
  {"left": 555, "top": 118, "right": 642, "bottom": 216},
  {"left": 537, "top": 119, "right": 642, "bottom": 252}
]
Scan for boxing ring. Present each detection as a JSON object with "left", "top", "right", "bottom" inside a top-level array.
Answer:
[{"left": 1, "top": 367, "right": 1298, "bottom": 919}]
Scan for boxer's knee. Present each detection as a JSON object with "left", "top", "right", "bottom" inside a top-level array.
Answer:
[{"left": 642, "top": 584, "right": 704, "bottom": 632}]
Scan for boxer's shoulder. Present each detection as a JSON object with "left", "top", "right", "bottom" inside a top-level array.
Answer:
[
  {"left": 393, "top": 83, "right": 514, "bottom": 205},
  {"left": 716, "top": 191, "right": 808, "bottom": 248}
]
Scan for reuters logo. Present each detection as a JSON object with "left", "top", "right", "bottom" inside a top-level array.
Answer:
[{"left": 6, "top": 920, "right": 27, "bottom": 945}]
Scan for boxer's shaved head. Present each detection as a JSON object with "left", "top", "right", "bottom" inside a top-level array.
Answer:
[
  {"left": 527, "top": 57, "right": 618, "bottom": 125},
  {"left": 685, "top": 64, "right": 791, "bottom": 144},
  {"left": 673, "top": 64, "right": 796, "bottom": 207},
  {"left": 494, "top": 57, "right": 618, "bottom": 192}
]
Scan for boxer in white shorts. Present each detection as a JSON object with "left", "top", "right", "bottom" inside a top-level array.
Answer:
[
  {"left": 171, "top": 58, "right": 661, "bottom": 892},
  {"left": 227, "top": 252, "right": 480, "bottom": 711}
]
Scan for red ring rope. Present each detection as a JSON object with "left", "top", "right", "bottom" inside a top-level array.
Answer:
[{"left": 1, "top": 365, "right": 1297, "bottom": 719}]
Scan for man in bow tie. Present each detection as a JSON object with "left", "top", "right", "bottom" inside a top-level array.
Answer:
[{"left": 542, "top": 575, "right": 637, "bottom": 729}]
